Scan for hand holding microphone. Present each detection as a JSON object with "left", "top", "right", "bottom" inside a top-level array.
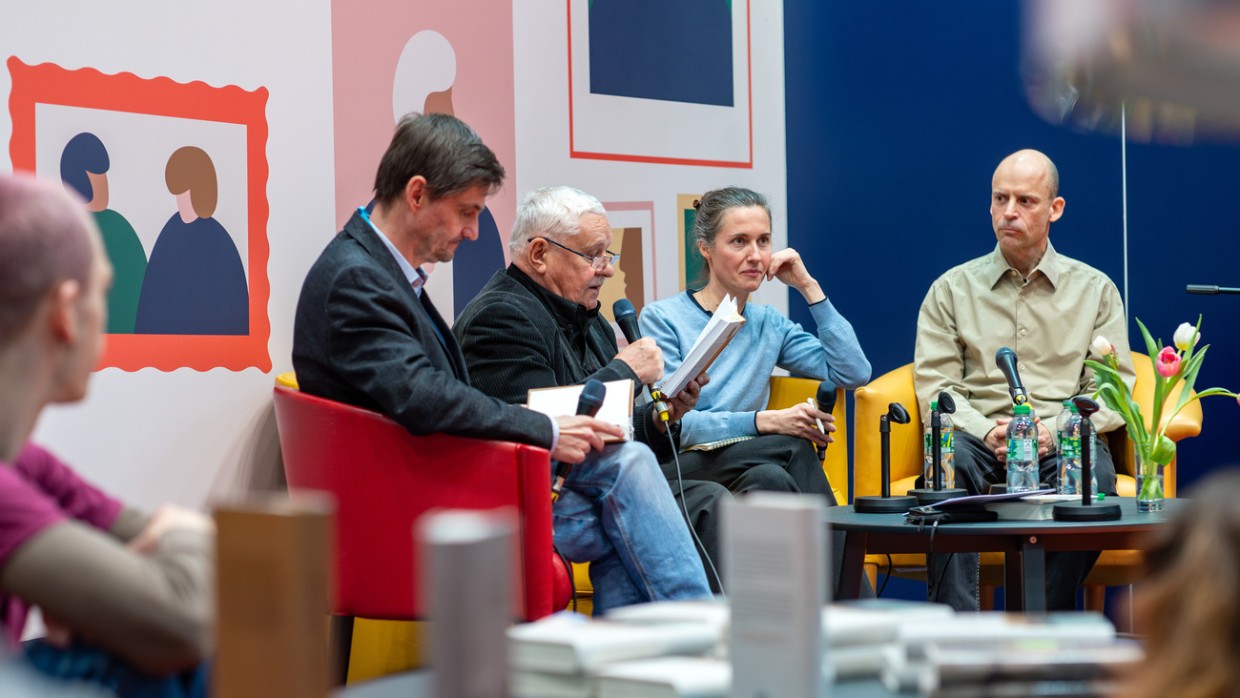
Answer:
[
  {"left": 613, "top": 299, "right": 671, "bottom": 422},
  {"left": 810, "top": 384, "right": 838, "bottom": 460}
]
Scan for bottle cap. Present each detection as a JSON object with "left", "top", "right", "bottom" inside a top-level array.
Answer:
[
  {"left": 1069, "top": 403, "right": 1079, "bottom": 413},
  {"left": 1063, "top": 400, "right": 1072, "bottom": 407},
  {"left": 930, "top": 400, "right": 938, "bottom": 410},
  {"left": 1014, "top": 403, "right": 1032, "bottom": 415}
]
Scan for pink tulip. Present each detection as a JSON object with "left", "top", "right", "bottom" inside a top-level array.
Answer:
[{"left": 1156, "top": 347, "right": 1181, "bottom": 378}]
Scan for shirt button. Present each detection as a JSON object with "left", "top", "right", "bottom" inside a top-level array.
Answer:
[{"left": 1019, "top": 328, "right": 1028, "bottom": 337}]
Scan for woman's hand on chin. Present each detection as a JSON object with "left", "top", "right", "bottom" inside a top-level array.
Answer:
[{"left": 767, "top": 249, "right": 824, "bottom": 303}]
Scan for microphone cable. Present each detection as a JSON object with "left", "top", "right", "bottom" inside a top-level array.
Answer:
[{"left": 662, "top": 424, "right": 725, "bottom": 596}]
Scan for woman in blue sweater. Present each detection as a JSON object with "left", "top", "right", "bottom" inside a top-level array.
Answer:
[{"left": 640, "top": 186, "right": 871, "bottom": 503}]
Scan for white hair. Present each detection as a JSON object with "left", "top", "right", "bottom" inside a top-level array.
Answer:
[{"left": 509, "top": 186, "right": 607, "bottom": 256}]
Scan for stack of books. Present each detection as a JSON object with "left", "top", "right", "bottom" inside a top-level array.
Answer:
[
  {"left": 918, "top": 638, "right": 1143, "bottom": 698},
  {"left": 507, "top": 598, "right": 968, "bottom": 697},
  {"left": 507, "top": 610, "right": 723, "bottom": 698},
  {"left": 880, "top": 612, "right": 1120, "bottom": 693}
]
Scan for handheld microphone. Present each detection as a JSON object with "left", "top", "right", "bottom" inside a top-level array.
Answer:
[
  {"left": 995, "top": 347, "right": 1029, "bottom": 405},
  {"left": 813, "top": 383, "right": 837, "bottom": 460},
  {"left": 550, "top": 379, "right": 607, "bottom": 502},
  {"left": 612, "top": 299, "right": 670, "bottom": 422}
]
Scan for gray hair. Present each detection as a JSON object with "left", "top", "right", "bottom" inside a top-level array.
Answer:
[
  {"left": 692, "top": 186, "right": 772, "bottom": 275},
  {"left": 509, "top": 185, "right": 607, "bottom": 256}
]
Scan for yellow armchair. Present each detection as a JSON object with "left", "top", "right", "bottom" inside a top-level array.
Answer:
[{"left": 852, "top": 353, "right": 1202, "bottom": 609}]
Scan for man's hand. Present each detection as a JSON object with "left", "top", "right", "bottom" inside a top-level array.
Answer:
[
  {"left": 652, "top": 373, "right": 710, "bottom": 433},
  {"left": 985, "top": 417, "right": 1053, "bottom": 462},
  {"left": 127, "top": 505, "right": 215, "bottom": 556},
  {"left": 767, "top": 249, "right": 825, "bottom": 304},
  {"left": 553, "top": 416, "right": 623, "bottom": 463},
  {"left": 1036, "top": 420, "right": 1054, "bottom": 458},
  {"left": 616, "top": 337, "right": 664, "bottom": 386},
  {"left": 756, "top": 403, "right": 835, "bottom": 447},
  {"left": 984, "top": 418, "right": 1011, "bottom": 463}
]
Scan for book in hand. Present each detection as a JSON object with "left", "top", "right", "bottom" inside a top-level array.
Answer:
[
  {"left": 527, "top": 379, "right": 635, "bottom": 442},
  {"left": 658, "top": 294, "right": 744, "bottom": 399},
  {"left": 508, "top": 613, "right": 721, "bottom": 675},
  {"left": 594, "top": 656, "right": 730, "bottom": 698},
  {"left": 984, "top": 493, "right": 1080, "bottom": 520}
]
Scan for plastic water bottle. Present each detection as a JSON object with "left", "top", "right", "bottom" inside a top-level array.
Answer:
[
  {"left": 1057, "top": 404, "right": 1081, "bottom": 495},
  {"left": 1058, "top": 405, "right": 1098, "bottom": 496},
  {"left": 922, "top": 402, "right": 956, "bottom": 488},
  {"left": 1055, "top": 400, "right": 1073, "bottom": 444},
  {"left": 1006, "top": 403, "right": 1038, "bottom": 492}
]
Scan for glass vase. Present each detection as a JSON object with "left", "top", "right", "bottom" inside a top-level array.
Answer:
[{"left": 1136, "top": 458, "right": 1165, "bottom": 513}]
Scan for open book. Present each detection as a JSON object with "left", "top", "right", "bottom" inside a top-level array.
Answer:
[
  {"left": 658, "top": 294, "right": 745, "bottom": 398},
  {"left": 526, "top": 379, "right": 635, "bottom": 442}
]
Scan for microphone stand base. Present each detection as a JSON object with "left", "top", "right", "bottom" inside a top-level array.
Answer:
[
  {"left": 909, "top": 488, "right": 968, "bottom": 505},
  {"left": 853, "top": 495, "right": 918, "bottom": 514},
  {"left": 1053, "top": 501, "right": 1122, "bottom": 522}
]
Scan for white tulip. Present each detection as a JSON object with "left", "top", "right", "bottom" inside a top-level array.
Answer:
[
  {"left": 1173, "top": 323, "right": 1200, "bottom": 351},
  {"left": 1091, "top": 335, "right": 1114, "bottom": 359}
]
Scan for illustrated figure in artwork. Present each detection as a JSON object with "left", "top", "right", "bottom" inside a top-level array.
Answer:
[
  {"left": 60, "top": 132, "right": 147, "bottom": 334},
  {"left": 135, "top": 146, "right": 248, "bottom": 335}
]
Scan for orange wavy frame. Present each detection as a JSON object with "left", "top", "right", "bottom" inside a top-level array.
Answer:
[{"left": 8, "top": 57, "right": 271, "bottom": 372}]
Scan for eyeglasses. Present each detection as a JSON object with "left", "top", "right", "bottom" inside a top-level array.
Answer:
[{"left": 530, "top": 237, "right": 620, "bottom": 271}]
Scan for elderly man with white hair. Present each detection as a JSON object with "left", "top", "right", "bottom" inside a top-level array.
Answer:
[{"left": 456, "top": 185, "right": 805, "bottom": 593}]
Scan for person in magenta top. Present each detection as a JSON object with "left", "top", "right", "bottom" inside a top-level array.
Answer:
[{"left": 0, "top": 174, "right": 213, "bottom": 696}]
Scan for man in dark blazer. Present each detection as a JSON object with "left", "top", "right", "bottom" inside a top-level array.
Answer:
[
  {"left": 455, "top": 185, "right": 807, "bottom": 594},
  {"left": 292, "top": 114, "right": 711, "bottom": 613}
]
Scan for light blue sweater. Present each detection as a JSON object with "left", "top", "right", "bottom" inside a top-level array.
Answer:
[{"left": 640, "top": 291, "right": 871, "bottom": 448}]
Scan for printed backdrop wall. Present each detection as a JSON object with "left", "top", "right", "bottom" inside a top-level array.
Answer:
[{"left": 0, "top": 2, "right": 788, "bottom": 516}]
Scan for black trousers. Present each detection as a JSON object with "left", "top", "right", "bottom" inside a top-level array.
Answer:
[
  {"left": 925, "top": 430, "right": 1118, "bottom": 611},
  {"left": 666, "top": 478, "right": 731, "bottom": 593},
  {"left": 662, "top": 434, "right": 871, "bottom": 599}
]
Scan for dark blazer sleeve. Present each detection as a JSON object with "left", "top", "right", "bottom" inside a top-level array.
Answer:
[{"left": 322, "top": 263, "right": 553, "bottom": 447}]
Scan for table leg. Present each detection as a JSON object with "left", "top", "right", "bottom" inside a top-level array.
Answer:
[
  {"left": 1004, "top": 551, "right": 1023, "bottom": 612},
  {"left": 1021, "top": 536, "right": 1047, "bottom": 613},
  {"left": 837, "top": 530, "right": 868, "bottom": 600}
]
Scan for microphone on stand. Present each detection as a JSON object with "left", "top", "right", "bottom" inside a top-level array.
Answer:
[
  {"left": 612, "top": 299, "right": 670, "bottom": 422},
  {"left": 1052, "top": 396, "right": 1122, "bottom": 521},
  {"left": 854, "top": 402, "right": 918, "bottom": 514},
  {"left": 550, "top": 379, "right": 607, "bottom": 502},
  {"left": 813, "top": 383, "right": 838, "bottom": 461},
  {"left": 995, "top": 347, "right": 1029, "bottom": 406}
]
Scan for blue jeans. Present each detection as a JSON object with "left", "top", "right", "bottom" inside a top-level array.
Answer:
[
  {"left": 23, "top": 640, "right": 208, "bottom": 698},
  {"left": 553, "top": 442, "right": 713, "bottom": 614}
]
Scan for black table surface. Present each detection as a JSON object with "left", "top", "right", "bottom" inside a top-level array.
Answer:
[{"left": 825, "top": 495, "right": 1179, "bottom": 533}]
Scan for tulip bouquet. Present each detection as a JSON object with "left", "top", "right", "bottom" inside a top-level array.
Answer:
[{"left": 1087, "top": 317, "right": 1238, "bottom": 507}]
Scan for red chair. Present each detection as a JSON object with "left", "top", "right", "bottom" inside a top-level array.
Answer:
[{"left": 272, "top": 385, "right": 571, "bottom": 683}]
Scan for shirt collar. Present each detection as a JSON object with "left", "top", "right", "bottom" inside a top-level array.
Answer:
[
  {"left": 506, "top": 265, "right": 600, "bottom": 333},
  {"left": 985, "top": 240, "right": 1061, "bottom": 289},
  {"left": 362, "top": 208, "right": 428, "bottom": 294}
]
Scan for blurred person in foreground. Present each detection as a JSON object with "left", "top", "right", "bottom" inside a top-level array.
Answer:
[
  {"left": 0, "top": 173, "right": 213, "bottom": 697},
  {"left": 1127, "top": 468, "right": 1240, "bottom": 698}
]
